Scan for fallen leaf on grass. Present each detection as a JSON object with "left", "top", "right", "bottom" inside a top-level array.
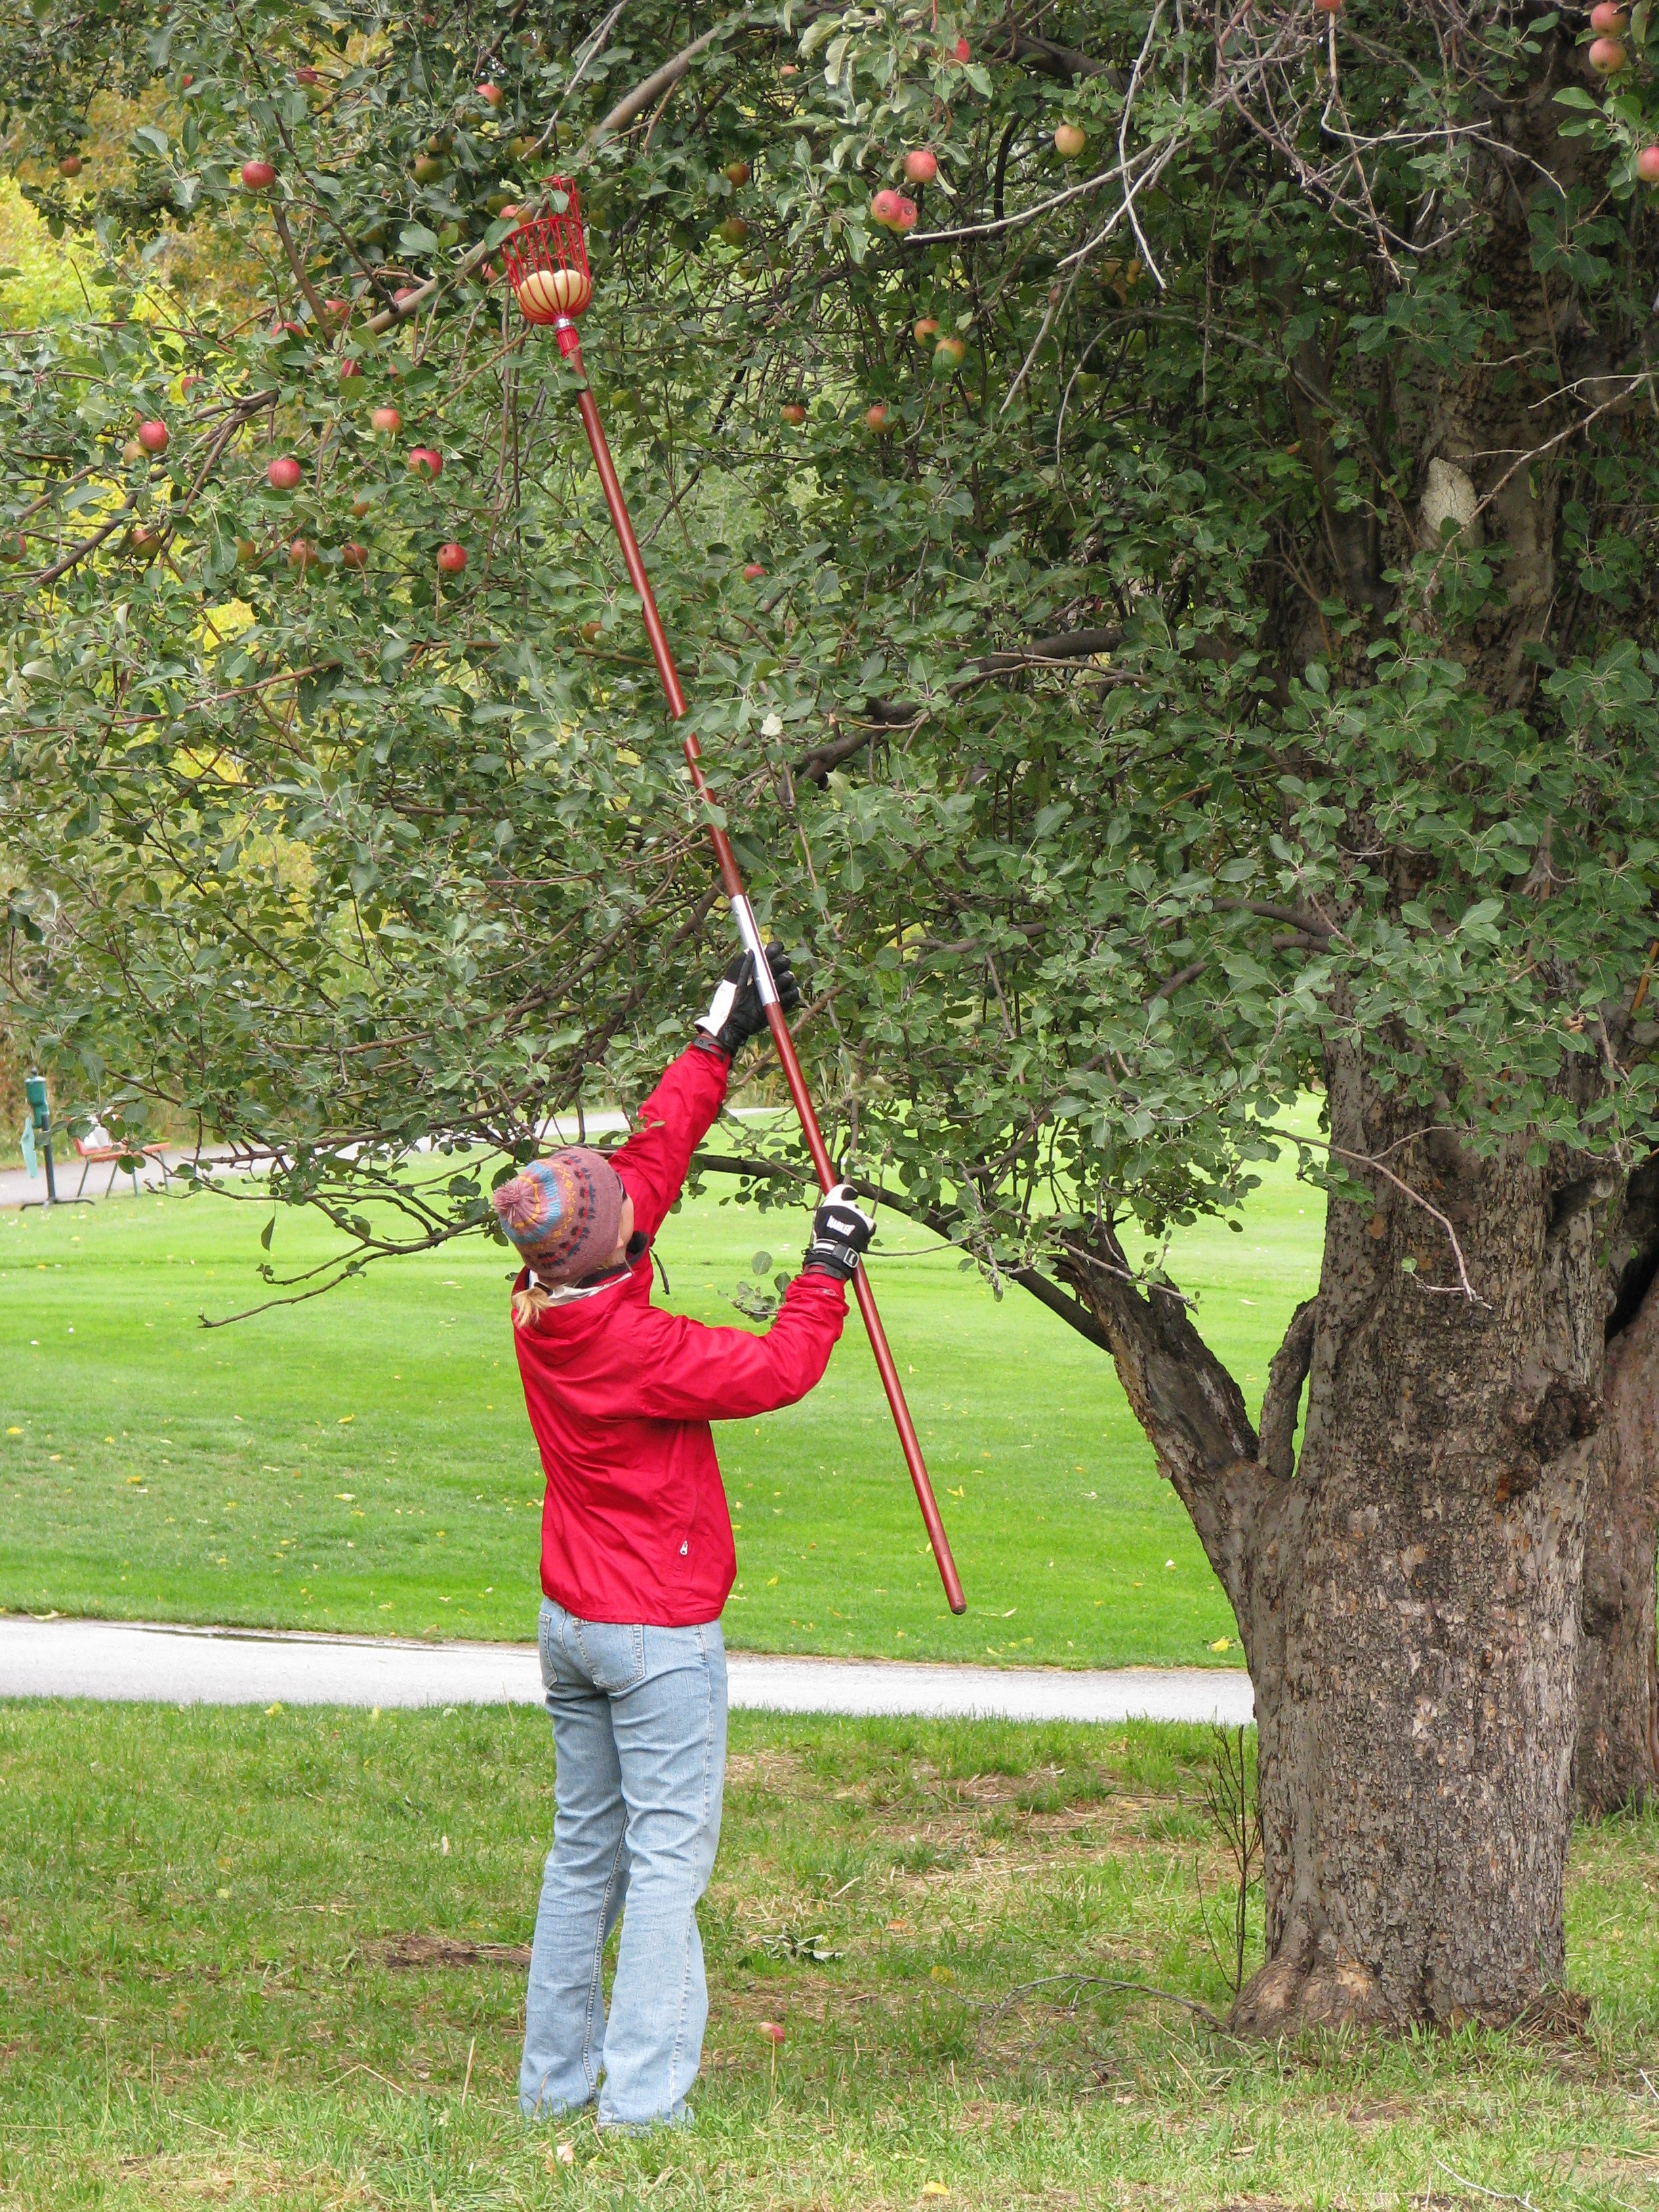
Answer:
[
  {"left": 554, "top": 2142, "right": 575, "bottom": 2167},
  {"left": 922, "top": 2186, "right": 949, "bottom": 2199},
  {"left": 756, "top": 1929, "right": 842, "bottom": 1964}
]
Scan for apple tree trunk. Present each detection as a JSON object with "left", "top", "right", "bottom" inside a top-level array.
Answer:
[{"left": 1067, "top": 1048, "right": 1605, "bottom": 2032}]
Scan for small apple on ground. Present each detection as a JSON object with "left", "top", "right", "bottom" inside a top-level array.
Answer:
[
  {"left": 370, "top": 406, "right": 401, "bottom": 434},
  {"left": 58, "top": 154, "right": 82, "bottom": 177},
  {"left": 725, "top": 159, "right": 752, "bottom": 186},
  {"left": 436, "top": 541, "right": 468, "bottom": 573},
  {"left": 341, "top": 542, "right": 367, "bottom": 569},
  {"left": 865, "top": 401, "right": 893, "bottom": 432},
  {"left": 781, "top": 402, "right": 808, "bottom": 425},
  {"left": 1589, "top": 35, "right": 1628, "bottom": 68},
  {"left": 267, "top": 455, "right": 304, "bottom": 491},
  {"left": 1637, "top": 145, "right": 1659, "bottom": 182},
  {"left": 904, "top": 148, "right": 938, "bottom": 183},
  {"left": 136, "top": 419, "right": 169, "bottom": 453},
  {"left": 407, "top": 446, "right": 443, "bottom": 478},
  {"left": 241, "top": 159, "right": 276, "bottom": 191},
  {"left": 743, "top": 562, "right": 766, "bottom": 579},
  {"left": 1054, "top": 123, "right": 1087, "bottom": 158},
  {"left": 914, "top": 315, "right": 940, "bottom": 345}
]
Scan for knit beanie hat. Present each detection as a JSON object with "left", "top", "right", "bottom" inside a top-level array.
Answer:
[{"left": 491, "top": 1148, "right": 626, "bottom": 1285}]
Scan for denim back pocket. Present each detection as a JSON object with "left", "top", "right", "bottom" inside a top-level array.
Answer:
[{"left": 569, "top": 1617, "right": 647, "bottom": 1693}]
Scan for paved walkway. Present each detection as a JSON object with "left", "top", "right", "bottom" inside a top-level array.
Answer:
[{"left": 0, "top": 1615, "right": 1253, "bottom": 1726}]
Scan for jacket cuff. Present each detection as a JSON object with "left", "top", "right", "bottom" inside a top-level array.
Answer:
[{"left": 691, "top": 1033, "right": 735, "bottom": 1063}]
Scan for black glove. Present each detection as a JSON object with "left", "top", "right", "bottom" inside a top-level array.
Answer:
[
  {"left": 693, "top": 945, "right": 800, "bottom": 1059},
  {"left": 802, "top": 1182, "right": 875, "bottom": 1281}
]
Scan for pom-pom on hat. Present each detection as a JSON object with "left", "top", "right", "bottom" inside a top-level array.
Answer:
[{"left": 491, "top": 1147, "right": 626, "bottom": 1284}]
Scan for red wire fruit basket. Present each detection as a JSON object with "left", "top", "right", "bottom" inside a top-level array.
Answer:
[{"left": 501, "top": 180, "right": 592, "bottom": 354}]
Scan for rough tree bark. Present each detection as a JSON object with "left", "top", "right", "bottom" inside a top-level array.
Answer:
[
  {"left": 1066, "top": 1048, "right": 1606, "bottom": 2032},
  {"left": 1574, "top": 1164, "right": 1659, "bottom": 1816}
]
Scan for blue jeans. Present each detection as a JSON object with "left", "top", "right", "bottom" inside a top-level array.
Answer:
[{"left": 520, "top": 1598, "right": 728, "bottom": 2129}]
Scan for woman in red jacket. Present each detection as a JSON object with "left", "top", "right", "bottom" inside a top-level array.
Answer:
[{"left": 493, "top": 949, "right": 873, "bottom": 2131}]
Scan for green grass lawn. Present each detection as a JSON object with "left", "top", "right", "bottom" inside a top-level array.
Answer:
[
  {"left": 1, "top": 1700, "right": 1655, "bottom": 2211},
  {"left": 0, "top": 1131, "right": 1324, "bottom": 1666}
]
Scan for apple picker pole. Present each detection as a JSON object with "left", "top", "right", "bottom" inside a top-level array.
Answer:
[{"left": 502, "top": 184, "right": 966, "bottom": 1616}]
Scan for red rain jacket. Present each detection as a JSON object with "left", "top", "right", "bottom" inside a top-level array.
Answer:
[{"left": 511, "top": 1043, "right": 847, "bottom": 1626}]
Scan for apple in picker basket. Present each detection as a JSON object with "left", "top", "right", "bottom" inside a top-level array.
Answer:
[
  {"left": 407, "top": 446, "right": 443, "bottom": 478},
  {"left": 136, "top": 419, "right": 169, "bottom": 453},
  {"left": 241, "top": 159, "right": 276, "bottom": 191},
  {"left": 1638, "top": 146, "right": 1659, "bottom": 183},
  {"left": 370, "top": 406, "right": 401, "bottom": 434},
  {"left": 436, "top": 541, "right": 468, "bottom": 573},
  {"left": 515, "top": 266, "right": 592, "bottom": 319},
  {"left": 904, "top": 148, "right": 937, "bottom": 183},
  {"left": 267, "top": 455, "right": 304, "bottom": 491}
]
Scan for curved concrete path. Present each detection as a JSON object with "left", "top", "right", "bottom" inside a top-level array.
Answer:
[{"left": 0, "top": 1614, "right": 1252, "bottom": 1726}]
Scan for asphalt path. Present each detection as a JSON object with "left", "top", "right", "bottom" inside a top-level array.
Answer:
[{"left": 0, "top": 1615, "right": 1254, "bottom": 1726}]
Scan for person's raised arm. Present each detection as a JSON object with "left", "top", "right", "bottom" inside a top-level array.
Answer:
[{"left": 611, "top": 945, "right": 800, "bottom": 1244}]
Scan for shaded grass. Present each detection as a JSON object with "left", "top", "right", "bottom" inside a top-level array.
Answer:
[
  {"left": 1, "top": 1700, "right": 1656, "bottom": 2210},
  {"left": 0, "top": 1126, "right": 1324, "bottom": 1666}
]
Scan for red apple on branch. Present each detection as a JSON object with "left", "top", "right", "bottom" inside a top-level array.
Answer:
[
  {"left": 267, "top": 455, "right": 304, "bottom": 491},
  {"left": 370, "top": 406, "right": 401, "bottom": 434},
  {"left": 1637, "top": 145, "right": 1659, "bottom": 182},
  {"left": 892, "top": 196, "right": 918, "bottom": 232},
  {"left": 865, "top": 401, "right": 893, "bottom": 432},
  {"left": 478, "top": 82, "right": 504, "bottom": 106},
  {"left": 725, "top": 159, "right": 752, "bottom": 185},
  {"left": 1589, "top": 2, "right": 1626, "bottom": 28},
  {"left": 436, "top": 541, "right": 468, "bottom": 572},
  {"left": 718, "top": 215, "right": 750, "bottom": 245},
  {"left": 914, "top": 315, "right": 940, "bottom": 344},
  {"left": 288, "top": 537, "right": 316, "bottom": 571},
  {"left": 241, "top": 159, "right": 277, "bottom": 191},
  {"left": 743, "top": 562, "right": 766, "bottom": 579},
  {"left": 781, "top": 403, "right": 808, "bottom": 425},
  {"left": 136, "top": 419, "right": 170, "bottom": 453},
  {"left": 58, "top": 154, "right": 82, "bottom": 177},
  {"left": 904, "top": 148, "right": 938, "bottom": 183},
  {"left": 407, "top": 447, "right": 443, "bottom": 478},
  {"left": 951, "top": 36, "right": 970, "bottom": 60},
  {"left": 295, "top": 65, "right": 321, "bottom": 85},
  {"left": 1054, "top": 123, "right": 1087, "bottom": 158},
  {"left": 933, "top": 335, "right": 967, "bottom": 372},
  {"left": 1588, "top": 35, "right": 1628, "bottom": 68},
  {"left": 341, "top": 541, "right": 367, "bottom": 569},
  {"left": 872, "top": 188, "right": 905, "bottom": 228}
]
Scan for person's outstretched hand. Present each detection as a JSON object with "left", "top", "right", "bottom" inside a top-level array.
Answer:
[
  {"left": 802, "top": 1183, "right": 875, "bottom": 1280},
  {"left": 693, "top": 945, "right": 800, "bottom": 1059}
]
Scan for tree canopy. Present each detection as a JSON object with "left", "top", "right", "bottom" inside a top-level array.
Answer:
[{"left": 4, "top": 0, "right": 1656, "bottom": 1294}]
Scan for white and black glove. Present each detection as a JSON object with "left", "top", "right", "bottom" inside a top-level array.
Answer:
[
  {"left": 802, "top": 1183, "right": 875, "bottom": 1281},
  {"left": 693, "top": 945, "right": 800, "bottom": 1060}
]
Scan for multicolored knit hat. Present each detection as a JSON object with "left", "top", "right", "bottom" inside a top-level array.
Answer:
[{"left": 491, "top": 1147, "right": 626, "bottom": 1284}]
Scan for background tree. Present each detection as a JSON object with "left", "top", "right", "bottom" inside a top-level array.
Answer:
[{"left": 3, "top": 0, "right": 1658, "bottom": 2026}]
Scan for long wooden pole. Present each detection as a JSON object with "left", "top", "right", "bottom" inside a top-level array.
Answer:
[{"left": 561, "top": 341, "right": 966, "bottom": 1616}]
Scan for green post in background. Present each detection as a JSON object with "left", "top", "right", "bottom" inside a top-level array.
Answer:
[{"left": 24, "top": 1073, "right": 57, "bottom": 1206}]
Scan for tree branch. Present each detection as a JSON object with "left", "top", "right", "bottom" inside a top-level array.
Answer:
[{"left": 1258, "top": 1296, "right": 1317, "bottom": 1482}]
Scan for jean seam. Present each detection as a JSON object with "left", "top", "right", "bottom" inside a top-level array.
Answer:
[
  {"left": 583, "top": 1824, "right": 628, "bottom": 2099},
  {"left": 661, "top": 1627, "right": 712, "bottom": 2104}
]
